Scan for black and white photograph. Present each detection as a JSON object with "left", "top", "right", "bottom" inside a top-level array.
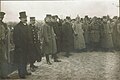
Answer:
[{"left": 0, "top": 0, "right": 120, "bottom": 79}]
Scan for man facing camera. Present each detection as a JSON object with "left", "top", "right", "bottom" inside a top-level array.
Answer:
[
  {"left": 28, "top": 17, "right": 41, "bottom": 72},
  {"left": 13, "top": 11, "right": 31, "bottom": 79}
]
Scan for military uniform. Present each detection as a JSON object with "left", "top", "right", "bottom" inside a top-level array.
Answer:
[
  {"left": 0, "top": 12, "right": 9, "bottom": 79},
  {"left": 89, "top": 18, "right": 100, "bottom": 50},
  {"left": 42, "top": 23, "right": 57, "bottom": 55},
  {"left": 52, "top": 21, "right": 62, "bottom": 52},
  {"left": 28, "top": 24, "right": 41, "bottom": 64},
  {"left": 100, "top": 19, "right": 114, "bottom": 50},
  {"left": 62, "top": 21, "right": 74, "bottom": 52}
]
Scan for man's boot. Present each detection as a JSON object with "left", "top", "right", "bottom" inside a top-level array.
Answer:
[
  {"left": 46, "top": 54, "right": 52, "bottom": 65},
  {"left": 53, "top": 54, "right": 61, "bottom": 62}
]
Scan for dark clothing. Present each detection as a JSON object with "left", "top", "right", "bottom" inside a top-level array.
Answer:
[
  {"left": 89, "top": 21, "right": 101, "bottom": 50},
  {"left": 62, "top": 22, "right": 74, "bottom": 52},
  {"left": 112, "top": 22, "right": 118, "bottom": 50},
  {"left": 82, "top": 21, "right": 90, "bottom": 49},
  {"left": 18, "top": 63, "right": 27, "bottom": 77},
  {"left": 13, "top": 21, "right": 30, "bottom": 78},
  {"left": 28, "top": 24, "right": 41, "bottom": 63},
  {"left": 0, "top": 21, "right": 9, "bottom": 78},
  {"left": 52, "top": 22, "right": 62, "bottom": 52},
  {"left": 13, "top": 21, "right": 30, "bottom": 64},
  {"left": 0, "top": 21, "right": 8, "bottom": 63}
]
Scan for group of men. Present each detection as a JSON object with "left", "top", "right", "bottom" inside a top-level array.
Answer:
[
  {"left": 0, "top": 11, "right": 62, "bottom": 79},
  {"left": 1, "top": 11, "right": 120, "bottom": 79}
]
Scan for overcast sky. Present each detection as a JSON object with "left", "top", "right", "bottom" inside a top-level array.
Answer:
[{"left": 1, "top": 0, "right": 119, "bottom": 22}]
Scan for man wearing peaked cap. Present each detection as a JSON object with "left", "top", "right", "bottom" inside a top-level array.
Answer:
[
  {"left": 13, "top": 11, "right": 31, "bottom": 79},
  {"left": 30, "top": 17, "right": 35, "bottom": 19},
  {"left": 66, "top": 16, "right": 71, "bottom": 20},
  {"left": 0, "top": 12, "right": 10, "bottom": 79},
  {"left": 51, "top": 16, "right": 61, "bottom": 62},
  {"left": 42, "top": 14, "right": 59, "bottom": 65},
  {"left": 46, "top": 14, "right": 51, "bottom": 17},
  {"left": 0, "top": 12, "right": 5, "bottom": 18},
  {"left": 28, "top": 17, "right": 42, "bottom": 72},
  {"left": 62, "top": 16, "right": 74, "bottom": 57}
]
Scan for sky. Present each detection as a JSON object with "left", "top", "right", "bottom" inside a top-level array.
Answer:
[{"left": 1, "top": 0, "right": 119, "bottom": 22}]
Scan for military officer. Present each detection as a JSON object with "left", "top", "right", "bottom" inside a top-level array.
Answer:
[
  {"left": 0, "top": 12, "right": 10, "bottom": 79},
  {"left": 89, "top": 17, "right": 101, "bottom": 51},
  {"left": 28, "top": 17, "right": 41, "bottom": 72},
  {"left": 13, "top": 11, "right": 31, "bottom": 79},
  {"left": 62, "top": 16, "right": 74, "bottom": 57},
  {"left": 42, "top": 14, "right": 57, "bottom": 65},
  {"left": 51, "top": 16, "right": 61, "bottom": 62}
]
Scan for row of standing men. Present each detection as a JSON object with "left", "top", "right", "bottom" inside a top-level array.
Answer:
[
  {"left": 13, "top": 12, "right": 120, "bottom": 79},
  {"left": 1, "top": 11, "right": 120, "bottom": 79}
]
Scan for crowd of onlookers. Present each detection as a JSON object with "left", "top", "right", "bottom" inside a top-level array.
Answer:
[
  {"left": 1, "top": 11, "right": 120, "bottom": 79},
  {"left": 9, "top": 15, "right": 120, "bottom": 53}
]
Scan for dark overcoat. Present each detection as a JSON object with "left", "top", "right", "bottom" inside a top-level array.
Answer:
[
  {"left": 62, "top": 22, "right": 74, "bottom": 52},
  {"left": 13, "top": 21, "right": 30, "bottom": 64},
  {"left": 0, "top": 21, "right": 8, "bottom": 63},
  {"left": 28, "top": 24, "right": 41, "bottom": 63},
  {"left": 52, "top": 22, "right": 62, "bottom": 52},
  {"left": 89, "top": 21, "right": 100, "bottom": 43}
]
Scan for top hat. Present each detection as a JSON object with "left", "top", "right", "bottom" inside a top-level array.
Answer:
[
  {"left": 0, "top": 12, "right": 5, "bottom": 18},
  {"left": 30, "top": 17, "right": 35, "bottom": 19},
  {"left": 19, "top": 11, "right": 27, "bottom": 18}
]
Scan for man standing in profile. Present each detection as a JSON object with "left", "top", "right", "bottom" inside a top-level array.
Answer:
[
  {"left": 0, "top": 12, "right": 10, "bottom": 79},
  {"left": 28, "top": 17, "right": 41, "bottom": 72},
  {"left": 13, "top": 11, "right": 31, "bottom": 79}
]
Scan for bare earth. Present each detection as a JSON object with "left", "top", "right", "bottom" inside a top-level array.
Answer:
[{"left": 9, "top": 51, "right": 120, "bottom": 80}]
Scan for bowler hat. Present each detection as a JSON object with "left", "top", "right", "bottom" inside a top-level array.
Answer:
[
  {"left": 0, "top": 12, "right": 5, "bottom": 18},
  {"left": 19, "top": 11, "right": 27, "bottom": 18}
]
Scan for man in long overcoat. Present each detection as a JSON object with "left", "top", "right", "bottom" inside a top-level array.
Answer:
[
  {"left": 112, "top": 16, "right": 118, "bottom": 50},
  {"left": 50, "top": 15, "right": 61, "bottom": 62},
  {"left": 82, "top": 16, "right": 90, "bottom": 50},
  {"left": 28, "top": 17, "right": 41, "bottom": 71},
  {"left": 13, "top": 11, "right": 31, "bottom": 79},
  {"left": 42, "top": 14, "right": 57, "bottom": 65},
  {"left": 0, "top": 12, "right": 10, "bottom": 79},
  {"left": 101, "top": 16, "right": 114, "bottom": 51},
  {"left": 52, "top": 15, "right": 62, "bottom": 53},
  {"left": 89, "top": 17, "right": 101, "bottom": 51},
  {"left": 62, "top": 16, "right": 74, "bottom": 57},
  {"left": 116, "top": 17, "right": 120, "bottom": 50},
  {"left": 73, "top": 16, "right": 86, "bottom": 51}
]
